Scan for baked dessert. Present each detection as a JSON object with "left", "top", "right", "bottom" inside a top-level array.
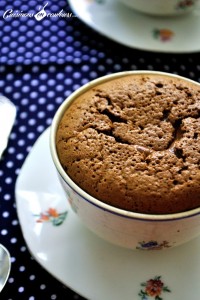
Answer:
[{"left": 56, "top": 74, "right": 200, "bottom": 214}]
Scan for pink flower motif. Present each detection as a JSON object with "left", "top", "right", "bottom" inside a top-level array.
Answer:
[
  {"left": 153, "top": 29, "right": 174, "bottom": 42},
  {"left": 139, "top": 276, "right": 171, "bottom": 299},
  {"left": 34, "top": 208, "right": 68, "bottom": 226},
  {"left": 145, "top": 278, "right": 164, "bottom": 297}
]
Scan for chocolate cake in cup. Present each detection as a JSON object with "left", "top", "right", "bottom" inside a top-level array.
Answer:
[{"left": 50, "top": 71, "right": 200, "bottom": 250}]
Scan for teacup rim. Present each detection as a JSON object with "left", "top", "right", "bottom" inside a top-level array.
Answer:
[{"left": 50, "top": 70, "right": 200, "bottom": 222}]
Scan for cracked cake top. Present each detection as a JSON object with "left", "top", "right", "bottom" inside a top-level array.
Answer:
[{"left": 56, "top": 74, "right": 200, "bottom": 214}]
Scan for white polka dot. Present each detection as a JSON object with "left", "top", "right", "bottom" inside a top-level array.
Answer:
[
  {"left": 6, "top": 161, "right": 14, "bottom": 168},
  {"left": 39, "top": 85, "right": 47, "bottom": 92},
  {"left": 18, "top": 139, "right": 25, "bottom": 146},
  {"left": 15, "top": 65, "right": 23, "bottom": 72},
  {"left": 29, "top": 275, "right": 35, "bottom": 280},
  {"left": 19, "top": 266, "right": 26, "bottom": 272},
  {"left": 14, "top": 80, "right": 22, "bottom": 87},
  {"left": 0, "top": 81, "right": 5, "bottom": 87},
  {"left": 19, "top": 126, "right": 27, "bottom": 133},
  {"left": 48, "top": 79, "right": 56, "bottom": 86},
  {"left": 21, "top": 98, "right": 29, "bottom": 105},
  {"left": 64, "top": 90, "right": 72, "bottom": 97},
  {"left": 31, "top": 79, "right": 39, "bottom": 86},
  {"left": 47, "top": 104, "right": 55, "bottom": 111},
  {"left": 16, "top": 153, "right": 24, "bottom": 160},
  {"left": 29, "top": 104, "right": 37, "bottom": 112},
  {"left": 73, "top": 84, "right": 80, "bottom": 90},
  {"left": 2, "top": 211, "right": 9, "bottom": 218},
  {"left": 98, "top": 65, "right": 106, "bottom": 72},
  {"left": 8, "top": 147, "right": 15, "bottom": 154},
  {"left": 30, "top": 91, "right": 38, "bottom": 99},
  {"left": 1, "top": 229, "right": 8, "bottom": 235},
  {"left": 20, "top": 112, "right": 28, "bottom": 119},
  {"left": 13, "top": 92, "right": 21, "bottom": 99},
  {"left": 40, "top": 284, "right": 46, "bottom": 290},
  {"left": 12, "top": 220, "right": 18, "bottom": 226},
  {"left": 55, "top": 97, "right": 63, "bottom": 104},
  {"left": 73, "top": 72, "right": 81, "bottom": 79},
  {"left": 64, "top": 78, "right": 73, "bottom": 85},
  {"left": 28, "top": 119, "right": 36, "bottom": 126},
  {"left": 189, "top": 72, "right": 195, "bottom": 78},
  {"left": 10, "top": 132, "right": 17, "bottom": 140},
  {"left": 8, "top": 277, "right": 14, "bottom": 283},
  {"left": 38, "top": 111, "right": 46, "bottom": 118},
  {"left": 47, "top": 91, "right": 56, "bottom": 98},
  {"left": 6, "top": 73, "right": 14, "bottom": 80},
  {"left": 23, "top": 74, "right": 31, "bottom": 81},
  {"left": 164, "top": 65, "right": 170, "bottom": 71},
  {"left": 56, "top": 73, "right": 65, "bottom": 80},
  {"left": 22, "top": 86, "right": 30, "bottom": 93},
  {"left": 51, "top": 295, "right": 57, "bottom": 300},
  {"left": 81, "top": 78, "right": 89, "bottom": 85},
  {"left": 11, "top": 257, "right": 16, "bottom": 263},
  {"left": 65, "top": 66, "right": 73, "bottom": 72},
  {"left": 5, "top": 86, "right": 13, "bottom": 93},
  {"left": 28, "top": 132, "right": 35, "bottom": 139},
  {"left": 82, "top": 65, "right": 89, "bottom": 72},
  {"left": 4, "top": 194, "right": 11, "bottom": 200},
  {"left": 37, "top": 125, "right": 45, "bottom": 132},
  {"left": 46, "top": 118, "right": 52, "bottom": 125},
  {"left": 5, "top": 177, "right": 12, "bottom": 184},
  {"left": 38, "top": 98, "right": 46, "bottom": 104},
  {"left": 10, "top": 237, "right": 17, "bottom": 244},
  {"left": 18, "top": 287, "right": 24, "bottom": 293},
  {"left": 27, "top": 146, "right": 32, "bottom": 152},
  {"left": 108, "top": 56, "right": 118, "bottom": 65},
  {"left": 15, "top": 168, "right": 20, "bottom": 175},
  {"left": 114, "top": 64, "right": 121, "bottom": 71},
  {"left": 147, "top": 65, "right": 153, "bottom": 70},
  {"left": 39, "top": 73, "right": 48, "bottom": 80},
  {"left": 89, "top": 71, "right": 97, "bottom": 78},
  {"left": 48, "top": 66, "right": 56, "bottom": 72},
  {"left": 20, "top": 246, "right": 26, "bottom": 252}
]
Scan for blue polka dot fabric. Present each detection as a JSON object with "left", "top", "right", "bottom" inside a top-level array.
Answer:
[{"left": 0, "top": 0, "right": 200, "bottom": 299}]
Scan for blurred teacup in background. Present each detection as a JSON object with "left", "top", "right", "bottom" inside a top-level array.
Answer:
[{"left": 117, "top": 0, "right": 199, "bottom": 16}]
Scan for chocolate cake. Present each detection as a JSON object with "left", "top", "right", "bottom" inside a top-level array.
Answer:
[{"left": 56, "top": 74, "right": 200, "bottom": 214}]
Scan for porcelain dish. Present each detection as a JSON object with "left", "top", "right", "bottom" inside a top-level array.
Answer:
[
  {"left": 15, "top": 128, "right": 200, "bottom": 300},
  {"left": 50, "top": 71, "right": 200, "bottom": 250},
  {"left": 68, "top": 0, "right": 200, "bottom": 52}
]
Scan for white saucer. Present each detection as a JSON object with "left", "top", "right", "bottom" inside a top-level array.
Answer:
[
  {"left": 16, "top": 128, "right": 200, "bottom": 300},
  {"left": 69, "top": 0, "right": 200, "bottom": 53}
]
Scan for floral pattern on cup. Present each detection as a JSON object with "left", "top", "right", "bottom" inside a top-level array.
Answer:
[
  {"left": 136, "top": 240, "right": 172, "bottom": 250},
  {"left": 176, "top": 0, "right": 196, "bottom": 10},
  {"left": 153, "top": 29, "right": 174, "bottom": 42},
  {"left": 34, "top": 208, "right": 68, "bottom": 226},
  {"left": 139, "top": 276, "right": 171, "bottom": 300}
]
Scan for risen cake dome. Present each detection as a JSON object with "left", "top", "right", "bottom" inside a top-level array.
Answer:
[{"left": 56, "top": 74, "right": 200, "bottom": 214}]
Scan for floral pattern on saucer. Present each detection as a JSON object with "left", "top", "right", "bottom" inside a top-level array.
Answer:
[
  {"left": 176, "top": 0, "right": 197, "bottom": 10},
  {"left": 153, "top": 29, "right": 174, "bottom": 42},
  {"left": 139, "top": 276, "right": 171, "bottom": 300},
  {"left": 34, "top": 208, "right": 68, "bottom": 226},
  {"left": 69, "top": 0, "right": 200, "bottom": 52},
  {"left": 136, "top": 240, "right": 172, "bottom": 250}
]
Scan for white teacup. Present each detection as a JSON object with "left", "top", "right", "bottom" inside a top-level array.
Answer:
[
  {"left": 118, "top": 0, "right": 199, "bottom": 16},
  {"left": 50, "top": 71, "right": 200, "bottom": 250}
]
